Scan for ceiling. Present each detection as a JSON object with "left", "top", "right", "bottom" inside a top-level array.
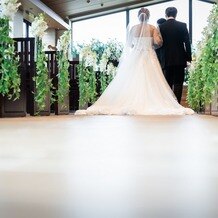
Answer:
[
  {"left": 19, "top": 0, "right": 217, "bottom": 29},
  {"left": 20, "top": 0, "right": 70, "bottom": 29},
  {"left": 40, "top": 0, "right": 169, "bottom": 21}
]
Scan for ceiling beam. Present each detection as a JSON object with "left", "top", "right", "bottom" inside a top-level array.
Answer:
[{"left": 28, "top": 0, "right": 70, "bottom": 29}]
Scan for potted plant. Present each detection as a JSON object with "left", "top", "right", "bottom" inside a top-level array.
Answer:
[
  {"left": 0, "top": 0, "right": 24, "bottom": 118},
  {"left": 31, "top": 13, "right": 54, "bottom": 115},
  {"left": 187, "top": 4, "right": 218, "bottom": 115},
  {"left": 55, "top": 30, "right": 71, "bottom": 115}
]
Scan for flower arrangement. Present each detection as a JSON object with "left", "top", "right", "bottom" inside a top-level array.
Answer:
[
  {"left": 79, "top": 45, "right": 98, "bottom": 70},
  {"left": 77, "top": 43, "right": 98, "bottom": 108},
  {"left": 187, "top": 4, "right": 218, "bottom": 111},
  {"left": 0, "top": 0, "right": 21, "bottom": 100},
  {"left": 98, "top": 39, "right": 123, "bottom": 93},
  {"left": 75, "top": 38, "right": 123, "bottom": 108},
  {"left": 31, "top": 13, "right": 48, "bottom": 38},
  {"left": 31, "top": 13, "right": 54, "bottom": 112},
  {"left": 56, "top": 30, "right": 71, "bottom": 107},
  {"left": 0, "top": 0, "right": 21, "bottom": 20}
]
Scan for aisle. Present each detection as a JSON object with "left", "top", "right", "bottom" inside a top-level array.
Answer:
[{"left": 0, "top": 115, "right": 217, "bottom": 218}]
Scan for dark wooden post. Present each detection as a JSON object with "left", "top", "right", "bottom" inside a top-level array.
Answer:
[{"left": 69, "top": 57, "right": 80, "bottom": 112}]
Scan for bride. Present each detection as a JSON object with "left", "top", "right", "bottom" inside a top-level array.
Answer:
[{"left": 75, "top": 8, "right": 194, "bottom": 115}]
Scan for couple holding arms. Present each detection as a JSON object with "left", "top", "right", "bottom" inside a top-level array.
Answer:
[{"left": 75, "top": 7, "right": 194, "bottom": 116}]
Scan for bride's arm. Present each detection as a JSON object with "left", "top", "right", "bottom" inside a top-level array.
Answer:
[{"left": 152, "top": 26, "right": 163, "bottom": 48}]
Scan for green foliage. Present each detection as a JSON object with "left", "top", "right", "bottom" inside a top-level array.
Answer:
[
  {"left": 76, "top": 39, "right": 123, "bottom": 107},
  {"left": 89, "top": 39, "right": 105, "bottom": 64},
  {"left": 188, "top": 4, "right": 218, "bottom": 111},
  {"left": 0, "top": 18, "right": 20, "bottom": 100},
  {"left": 33, "top": 38, "right": 54, "bottom": 112},
  {"left": 99, "top": 73, "right": 114, "bottom": 94},
  {"left": 99, "top": 73, "right": 107, "bottom": 94},
  {"left": 77, "top": 62, "right": 97, "bottom": 108},
  {"left": 56, "top": 51, "right": 70, "bottom": 108},
  {"left": 56, "top": 30, "right": 71, "bottom": 108}
]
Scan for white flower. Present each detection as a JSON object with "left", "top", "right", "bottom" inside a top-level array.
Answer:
[
  {"left": 98, "top": 39, "right": 123, "bottom": 75},
  {"left": 84, "top": 53, "right": 97, "bottom": 68},
  {"left": 31, "top": 13, "right": 48, "bottom": 39},
  {"left": 56, "top": 39, "right": 61, "bottom": 52},
  {"left": 99, "top": 54, "right": 108, "bottom": 72},
  {"left": 0, "top": 0, "right": 21, "bottom": 20},
  {"left": 57, "top": 30, "right": 71, "bottom": 56},
  {"left": 80, "top": 45, "right": 97, "bottom": 69},
  {"left": 105, "top": 39, "right": 123, "bottom": 61},
  {"left": 105, "top": 48, "right": 112, "bottom": 58},
  {"left": 106, "top": 63, "right": 117, "bottom": 76}
]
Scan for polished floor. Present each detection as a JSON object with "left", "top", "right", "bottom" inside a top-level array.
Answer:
[{"left": 0, "top": 114, "right": 218, "bottom": 218}]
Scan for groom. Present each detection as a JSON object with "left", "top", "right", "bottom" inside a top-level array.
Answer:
[{"left": 159, "top": 7, "right": 192, "bottom": 103}]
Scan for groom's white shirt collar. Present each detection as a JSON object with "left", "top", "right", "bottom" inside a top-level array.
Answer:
[{"left": 167, "top": 17, "right": 175, "bottom": 20}]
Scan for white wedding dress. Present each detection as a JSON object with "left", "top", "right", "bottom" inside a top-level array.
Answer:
[{"left": 75, "top": 21, "right": 194, "bottom": 116}]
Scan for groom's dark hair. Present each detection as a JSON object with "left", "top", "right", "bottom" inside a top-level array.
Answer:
[{"left": 165, "top": 7, "right": 177, "bottom": 18}]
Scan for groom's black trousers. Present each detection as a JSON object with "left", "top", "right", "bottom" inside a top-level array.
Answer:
[{"left": 165, "top": 66, "right": 185, "bottom": 103}]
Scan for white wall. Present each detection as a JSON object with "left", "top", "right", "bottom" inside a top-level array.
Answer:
[
  {"left": 10, "top": 10, "right": 23, "bottom": 38},
  {"left": 8, "top": 10, "right": 67, "bottom": 52},
  {"left": 43, "top": 28, "right": 56, "bottom": 50}
]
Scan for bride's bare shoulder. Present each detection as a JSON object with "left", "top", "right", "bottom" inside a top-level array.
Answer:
[
  {"left": 131, "top": 24, "right": 140, "bottom": 29},
  {"left": 148, "top": 24, "right": 158, "bottom": 35},
  {"left": 148, "top": 24, "right": 156, "bottom": 30}
]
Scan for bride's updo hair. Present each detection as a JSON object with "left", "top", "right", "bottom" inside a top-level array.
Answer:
[{"left": 138, "top": 8, "right": 150, "bottom": 22}]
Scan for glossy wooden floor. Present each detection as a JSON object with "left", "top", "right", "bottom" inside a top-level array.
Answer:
[{"left": 0, "top": 114, "right": 218, "bottom": 218}]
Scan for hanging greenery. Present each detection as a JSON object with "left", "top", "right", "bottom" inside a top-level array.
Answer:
[
  {"left": 99, "top": 39, "right": 123, "bottom": 94},
  {"left": 33, "top": 38, "right": 54, "bottom": 111},
  {"left": 75, "top": 38, "right": 123, "bottom": 108},
  {"left": 56, "top": 30, "right": 71, "bottom": 108},
  {"left": 31, "top": 13, "right": 54, "bottom": 112},
  {"left": 77, "top": 62, "right": 97, "bottom": 108},
  {"left": 187, "top": 4, "right": 218, "bottom": 111},
  {"left": 0, "top": 0, "right": 21, "bottom": 100},
  {"left": 76, "top": 43, "right": 98, "bottom": 108}
]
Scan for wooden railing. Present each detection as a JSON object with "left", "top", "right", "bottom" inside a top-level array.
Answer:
[
  {"left": 0, "top": 37, "right": 80, "bottom": 117},
  {"left": 0, "top": 38, "right": 35, "bottom": 117}
]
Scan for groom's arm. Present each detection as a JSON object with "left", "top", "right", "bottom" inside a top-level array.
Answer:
[{"left": 182, "top": 24, "right": 192, "bottom": 62}]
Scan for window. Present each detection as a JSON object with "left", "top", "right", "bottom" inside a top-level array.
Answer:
[
  {"left": 129, "top": 0, "right": 189, "bottom": 27},
  {"left": 23, "top": 19, "right": 33, "bottom": 38},
  {"left": 72, "top": 0, "right": 214, "bottom": 47},
  {"left": 72, "top": 11, "right": 126, "bottom": 45},
  {"left": 192, "top": 0, "right": 214, "bottom": 47}
]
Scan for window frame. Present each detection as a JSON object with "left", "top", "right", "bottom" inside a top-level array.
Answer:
[{"left": 71, "top": 0, "right": 216, "bottom": 44}]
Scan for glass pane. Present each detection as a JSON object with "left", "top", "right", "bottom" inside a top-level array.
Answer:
[
  {"left": 192, "top": 0, "right": 214, "bottom": 47},
  {"left": 72, "top": 12, "right": 126, "bottom": 45},
  {"left": 130, "top": 0, "right": 189, "bottom": 28}
]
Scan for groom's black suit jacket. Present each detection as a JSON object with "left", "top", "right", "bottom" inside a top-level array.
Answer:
[{"left": 159, "top": 19, "right": 192, "bottom": 68}]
